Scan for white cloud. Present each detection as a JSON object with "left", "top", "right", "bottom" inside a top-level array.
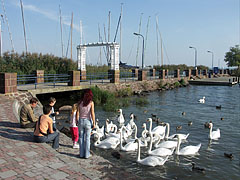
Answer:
[{"left": 11, "top": 0, "right": 80, "bottom": 32}]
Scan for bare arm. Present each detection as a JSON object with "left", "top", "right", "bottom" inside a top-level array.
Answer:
[
  {"left": 91, "top": 101, "right": 95, "bottom": 129},
  {"left": 75, "top": 105, "right": 79, "bottom": 125}
]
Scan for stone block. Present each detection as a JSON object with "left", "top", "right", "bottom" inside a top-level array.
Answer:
[{"left": 138, "top": 70, "right": 147, "bottom": 81}]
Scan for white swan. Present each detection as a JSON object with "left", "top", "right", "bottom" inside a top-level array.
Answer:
[
  {"left": 154, "top": 137, "right": 178, "bottom": 149},
  {"left": 93, "top": 132, "right": 120, "bottom": 149},
  {"left": 105, "top": 119, "right": 114, "bottom": 134},
  {"left": 208, "top": 122, "right": 220, "bottom": 140},
  {"left": 164, "top": 123, "right": 190, "bottom": 141},
  {"left": 198, "top": 96, "right": 205, "bottom": 103},
  {"left": 92, "top": 119, "right": 104, "bottom": 139},
  {"left": 175, "top": 135, "right": 201, "bottom": 155},
  {"left": 120, "top": 127, "right": 138, "bottom": 151},
  {"left": 147, "top": 118, "right": 166, "bottom": 139},
  {"left": 147, "top": 132, "right": 175, "bottom": 156},
  {"left": 125, "top": 124, "right": 148, "bottom": 147},
  {"left": 117, "top": 109, "right": 125, "bottom": 124},
  {"left": 136, "top": 139, "right": 169, "bottom": 167}
]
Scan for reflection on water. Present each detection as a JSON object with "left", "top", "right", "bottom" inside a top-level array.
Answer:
[{"left": 57, "top": 85, "right": 240, "bottom": 179}]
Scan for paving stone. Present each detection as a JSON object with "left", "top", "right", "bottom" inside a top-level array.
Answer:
[
  {"left": 0, "top": 170, "right": 17, "bottom": 179},
  {"left": 49, "top": 162, "right": 67, "bottom": 169},
  {"left": 24, "top": 151, "right": 38, "bottom": 157},
  {"left": 24, "top": 171, "right": 35, "bottom": 178},
  {"left": 0, "top": 158, "right": 6, "bottom": 164},
  {"left": 13, "top": 157, "right": 23, "bottom": 162},
  {"left": 4, "top": 145, "right": 13, "bottom": 149},
  {"left": 15, "top": 142, "right": 28, "bottom": 147},
  {"left": 51, "top": 171, "right": 69, "bottom": 180},
  {"left": 33, "top": 163, "right": 44, "bottom": 168},
  {"left": 7, "top": 152, "right": 16, "bottom": 156}
]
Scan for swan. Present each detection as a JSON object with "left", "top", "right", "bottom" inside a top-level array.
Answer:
[
  {"left": 154, "top": 137, "right": 178, "bottom": 149},
  {"left": 92, "top": 120, "right": 104, "bottom": 139},
  {"left": 136, "top": 139, "right": 169, "bottom": 167},
  {"left": 105, "top": 119, "right": 115, "bottom": 134},
  {"left": 208, "top": 122, "right": 220, "bottom": 140},
  {"left": 125, "top": 124, "right": 148, "bottom": 147},
  {"left": 93, "top": 132, "right": 120, "bottom": 149},
  {"left": 198, "top": 96, "right": 205, "bottom": 103},
  {"left": 175, "top": 135, "right": 201, "bottom": 155},
  {"left": 164, "top": 123, "right": 190, "bottom": 141},
  {"left": 120, "top": 126, "right": 138, "bottom": 151},
  {"left": 117, "top": 109, "right": 125, "bottom": 124},
  {"left": 147, "top": 118, "right": 166, "bottom": 139},
  {"left": 147, "top": 132, "right": 175, "bottom": 156}
]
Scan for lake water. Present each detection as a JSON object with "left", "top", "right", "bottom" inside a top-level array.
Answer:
[{"left": 92, "top": 85, "right": 240, "bottom": 180}]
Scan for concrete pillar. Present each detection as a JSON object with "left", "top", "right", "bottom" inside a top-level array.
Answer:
[
  {"left": 132, "top": 69, "right": 138, "bottom": 78},
  {"left": 223, "top": 69, "right": 227, "bottom": 74},
  {"left": 198, "top": 69, "right": 202, "bottom": 76},
  {"left": 185, "top": 69, "right": 191, "bottom": 79},
  {"left": 109, "top": 70, "right": 120, "bottom": 83},
  {"left": 202, "top": 69, "right": 207, "bottom": 76},
  {"left": 166, "top": 69, "right": 169, "bottom": 78},
  {"left": 80, "top": 70, "right": 87, "bottom": 80},
  {"left": 159, "top": 69, "right": 165, "bottom": 79},
  {"left": 34, "top": 70, "right": 44, "bottom": 84},
  {"left": 174, "top": 69, "right": 180, "bottom": 79},
  {"left": 68, "top": 71, "right": 80, "bottom": 86},
  {"left": 0, "top": 73, "right": 17, "bottom": 94},
  {"left": 150, "top": 69, "right": 156, "bottom": 77},
  {"left": 138, "top": 70, "right": 147, "bottom": 81}
]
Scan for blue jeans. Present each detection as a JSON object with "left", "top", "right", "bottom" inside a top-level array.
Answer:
[
  {"left": 78, "top": 118, "right": 92, "bottom": 158},
  {"left": 34, "top": 132, "right": 59, "bottom": 149}
]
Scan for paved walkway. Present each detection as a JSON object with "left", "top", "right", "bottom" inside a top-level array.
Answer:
[{"left": 0, "top": 95, "right": 140, "bottom": 180}]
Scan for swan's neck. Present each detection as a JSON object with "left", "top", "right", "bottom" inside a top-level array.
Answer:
[
  {"left": 209, "top": 125, "right": 213, "bottom": 138},
  {"left": 149, "top": 119, "right": 152, "bottom": 133},
  {"left": 112, "top": 124, "right": 117, "bottom": 133},
  {"left": 176, "top": 138, "right": 181, "bottom": 154},
  {"left": 165, "top": 123, "right": 170, "bottom": 138},
  {"left": 120, "top": 128, "right": 123, "bottom": 149},
  {"left": 148, "top": 133, "right": 153, "bottom": 153},
  {"left": 133, "top": 124, "right": 138, "bottom": 139},
  {"left": 94, "top": 133, "right": 101, "bottom": 146},
  {"left": 137, "top": 140, "right": 141, "bottom": 161}
]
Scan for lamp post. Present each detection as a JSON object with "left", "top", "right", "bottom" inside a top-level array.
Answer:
[
  {"left": 133, "top": 32, "right": 144, "bottom": 69},
  {"left": 189, "top": 46, "right": 197, "bottom": 69},
  {"left": 207, "top": 50, "right": 214, "bottom": 71}
]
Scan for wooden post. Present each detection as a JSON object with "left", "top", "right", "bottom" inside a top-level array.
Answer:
[
  {"left": 159, "top": 69, "right": 165, "bottom": 79},
  {"left": 138, "top": 70, "right": 147, "bottom": 81},
  {"left": 68, "top": 71, "right": 80, "bottom": 86}
]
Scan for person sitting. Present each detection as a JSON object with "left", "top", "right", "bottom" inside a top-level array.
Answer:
[
  {"left": 20, "top": 97, "right": 39, "bottom": 128},
  {"left": 33, "top": 105, "right": 59, "bottom": 149}
]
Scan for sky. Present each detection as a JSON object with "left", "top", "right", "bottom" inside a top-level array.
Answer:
[{"left": 0, "top": 0, "right": 239, "bottom": 68}]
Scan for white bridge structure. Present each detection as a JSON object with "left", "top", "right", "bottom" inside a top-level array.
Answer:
[{"left": 77, "top": 42, "right": 120, "bottom": 71}]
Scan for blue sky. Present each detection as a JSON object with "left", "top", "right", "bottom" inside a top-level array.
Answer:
[{"left": 1, "top": 0, "right": 239, "bottom": 68}]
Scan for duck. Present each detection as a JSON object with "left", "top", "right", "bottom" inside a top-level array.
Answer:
[
  {"left": 208, "top": 122, "right": 220, "bottom": 140},
  {"left": 220, "top": 117, "right": 224, "bottom": 121},
  {"left": 176, "top": 125, "right": 182, "bottom": 131},
  {"left": 136, "top": 139, "right": 169, "bottom": 167},
  {"left": 182, "top": 112, "right": 186, "bottom": 116},
  {"left": 204, "top": 122, "right": 210, "bottom": 128},
  {"left": 192, "top": 163, "right": 205, "bottom": 173},
  {"left": 224, "top": 153, "right": 233, "bottom": 159},
  {"left": 164, "top": 123, "right": 189, "bottom": 141},
  {"left": 117, "top": 109, "right": 125, "bottom": 124},
  {"left": 216, "top": 105, "right": 222, "bottom": 109},
  {"left": 147, "top": 132, "right": 175, "bottom": 156},
  {"left": 175, "top": 135, "right": 201, "bottom": 156},
  {"left": 188, "top": 121, "right": 193, "bottom": 126},
  {"left": 198, "top": 96, "right": 205, "bottom": 103}
]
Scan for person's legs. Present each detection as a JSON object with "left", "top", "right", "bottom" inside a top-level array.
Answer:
[
  {"left": 46, "top": 132, "right": 59, "bottom": 149},
  {"left": 73, "top": 127, "right": 79, "bottom": 143},
  {"left": 84, "top": 119, "right": 92, "bottom": 158},
  {"left": 52, "top": 123, "right": 57, "bottom": 131},
  {"left": 79, "top": 119, "right": 85, "bottom": 157},
  {"left": 22, "top": 122, "right": 36, "bottom": 128},
  {"left": 70, "top": 127, "right": 75, "bottom": 142}
]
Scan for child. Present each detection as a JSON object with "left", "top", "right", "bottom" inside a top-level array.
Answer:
[
  {"left": 49, "top": 97, "right": 59, "bottom": 131},
  {"left": 70, "top": 103, "right": 79, "bottom": 149}
]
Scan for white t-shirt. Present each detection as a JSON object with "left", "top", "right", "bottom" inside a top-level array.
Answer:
[{"left": 70, "top": 111, "right": 77, "bottom": 127}]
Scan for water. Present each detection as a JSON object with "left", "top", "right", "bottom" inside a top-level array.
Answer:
[
  {"left": 39, "top": 85, "right": 240, "bottom": 179},
  {"left": 93, "top": 85, "right": 240, "bottom": 180}
]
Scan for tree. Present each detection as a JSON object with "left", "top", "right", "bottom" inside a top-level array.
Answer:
[{"left": 224, "top": 45, "right": 240, "bottom": 67}]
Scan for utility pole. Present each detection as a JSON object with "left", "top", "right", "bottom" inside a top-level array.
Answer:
[
  {"left": 20, "top": 0, "right": 28, "bottom": 53},
  {"left": 144, "top": 16, "right": 150, "bottom": 63},
  {"left": 59, "top": 5, "right": 64, "bottom": 58},
  {"left": 107, "top": 11, "right": 111, "bottom": 65},
  {"left": 80, "top": 20, "right": 83, "bottom": 44},
  {"left": 70, "top": 12, "right": 73, "bottom": 60},
  {"left": 136, "top": 13, "right": 143, "bottom": 67},
  {"left": 120, "top": 3, "right": 123, "bottom": 62}
]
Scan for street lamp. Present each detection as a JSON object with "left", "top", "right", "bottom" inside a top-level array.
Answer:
[
  {"left": 189, "top": 46, "right": 197, "bottom": 69},
  {"left": 133, "top": 32, "right": 144, "bottom": 69},
  {"left": 207, "top": 50, "right": 214, "bottom": 70}
]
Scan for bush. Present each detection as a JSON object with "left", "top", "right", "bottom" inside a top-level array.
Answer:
[
  {"left": 116, "top": 87, "right": 133, "bottom": 97},
  {"left": 174, "top": 81, "right": 181, "bottom": 87},
  {"left": 135, "top": 97, "right": 149, "bottom": 106}
]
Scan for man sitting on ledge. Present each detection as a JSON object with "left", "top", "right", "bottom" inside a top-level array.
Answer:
[
  {"left": 34, "top": 105, "right": 59, "bottom": 149},
  {"left": 20, "top": 97, "right": 39, "bottom": 128}
]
